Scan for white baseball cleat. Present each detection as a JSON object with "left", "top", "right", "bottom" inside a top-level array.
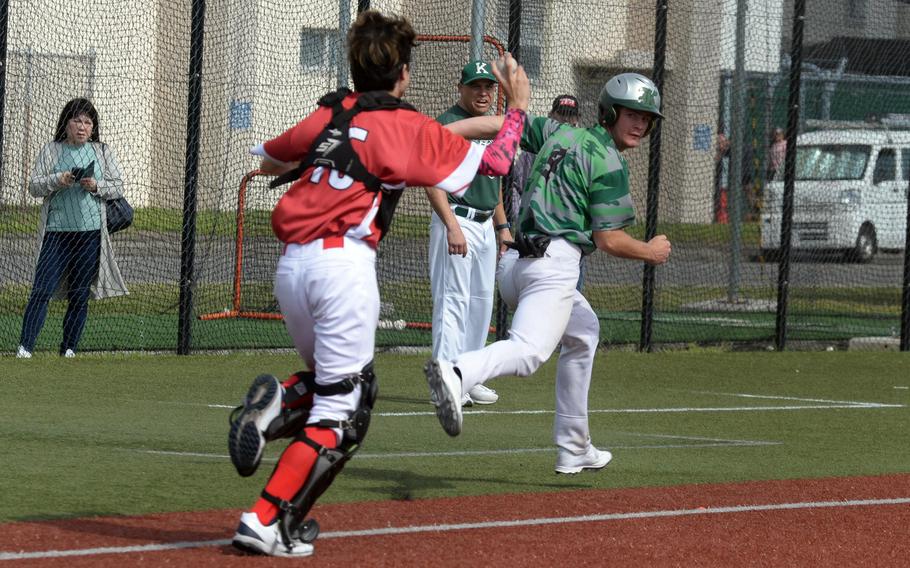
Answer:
[
  {"left": 424, "top": 359, "right": 463, "bottom": 436},
  {"left": 62, "top": 349, "right": 75, "bottom": 358},
  {"left": 228, "top": 374, "right": 283, "bottom": 477},
  {"left": 554, "top": 445, "right": 613, "bottom": 474},
  {"left": 16, "top": 346, "right": 32, "bottom": 359},
  {"left": 232, "top": 512, "right": 314, "bottom": 557},
  {"left": 467, "top": 384, "right": 499, "bottom": 405}
]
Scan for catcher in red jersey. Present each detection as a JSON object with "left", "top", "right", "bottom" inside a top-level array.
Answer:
[{"left": 226, "top": 10, "right": 530, "bottom": 559}]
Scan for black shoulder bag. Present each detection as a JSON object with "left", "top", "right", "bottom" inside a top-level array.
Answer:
[{"left": 100, "top": 144, "right": 133, "bottom": 233}]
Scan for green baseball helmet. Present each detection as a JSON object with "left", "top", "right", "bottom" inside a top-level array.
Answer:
[{"left": 598, "top": 73, "right": 664, "bottom": 130}]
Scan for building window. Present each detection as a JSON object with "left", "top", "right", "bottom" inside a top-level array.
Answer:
[
  {"left": 300, "top": 29, "right": 340, "bottom": 72},
  {"left": 522, "top": 45, "right": 542, "bottom": 80},
  {"left": 521, "top": 2, "right": 545, "bottom": 80},
  {"left": 846, "top": 0, "right": 866, "bottom": 24}
]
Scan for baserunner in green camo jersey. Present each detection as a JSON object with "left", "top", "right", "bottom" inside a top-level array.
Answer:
[{"left": 425, "top": 73, "right": 672, "bottom": 475}]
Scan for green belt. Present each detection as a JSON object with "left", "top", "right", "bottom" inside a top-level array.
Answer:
[{"left": 452, "top": 206, "right": 493, "bottom": 223}]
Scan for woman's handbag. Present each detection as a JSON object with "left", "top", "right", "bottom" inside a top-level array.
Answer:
[
  {"left": 96, "top": 142, "right": 133, "bottom": 234},
  {"left": 105, "top": 196, "right": 133, "bottom": 233}
]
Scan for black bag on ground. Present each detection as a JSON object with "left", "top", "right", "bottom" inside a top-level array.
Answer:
[{"left": 105, "top": 196, "right": 133, "bottom": 233}]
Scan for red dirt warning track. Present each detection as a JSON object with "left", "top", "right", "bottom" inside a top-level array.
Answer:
[{"left": 2, "top": 474, "right": 909, "bottom": 566}]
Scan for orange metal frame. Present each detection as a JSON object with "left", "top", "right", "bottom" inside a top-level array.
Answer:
[{"left": 198, "top": 169, "right": 282, "bottom": 321}]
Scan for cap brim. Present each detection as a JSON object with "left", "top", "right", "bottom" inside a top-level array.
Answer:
[{"left": 463, "top": 75, "right": 497, "bottom": 84}]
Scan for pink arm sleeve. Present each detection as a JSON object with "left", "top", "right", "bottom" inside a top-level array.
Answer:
[{"left": 477, "top": 108, "right": 526, "bottom": 176}]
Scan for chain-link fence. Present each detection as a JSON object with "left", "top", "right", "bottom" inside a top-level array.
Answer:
[{"left": 0, "top": 0, "right": 908, "bottom": 354}]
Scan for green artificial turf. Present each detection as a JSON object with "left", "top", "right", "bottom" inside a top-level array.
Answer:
[{"left": 1, "top": 351, "right": 907, "bottom": 522}]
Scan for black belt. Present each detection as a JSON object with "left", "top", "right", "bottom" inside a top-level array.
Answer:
[{"left": 452, "top": 206, "right": 493, "bottom": 223}]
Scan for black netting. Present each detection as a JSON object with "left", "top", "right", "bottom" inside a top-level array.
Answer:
[{"left": 1, "top": 0, "right": 908, "bottom": 353}]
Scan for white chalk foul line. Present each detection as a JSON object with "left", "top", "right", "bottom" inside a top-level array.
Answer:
[
  {"left": 692, "top": 391, "right": 899, "bottom": 407},
  {"left": 363, "top": 402, "right": 903, "bottom": 418},
  {"left": 616, "top": 431, "right": 775, "bottom": 445},
  {"left": 3, "top": 497, "right": 908, "bottom": 561},
  {"left": 320, "top": 497, "right": 910, "bottom": 538},
  {"left": 129, "top": 432, "right": 778, "bottom": 462},
  {"left": 0, "top": 540, "right": 231, "bottom": 561},
  {"left": 129, "top": 436, "right": 781, "bottom": 463},
  {"left": 207, "top": 391, "right": 905, "bottom": 416}
]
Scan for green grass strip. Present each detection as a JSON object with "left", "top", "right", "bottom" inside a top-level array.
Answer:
[{"left": 1, "top": 351, "right": 907, "bottom": 521}]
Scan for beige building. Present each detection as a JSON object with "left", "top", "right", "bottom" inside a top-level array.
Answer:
[{"left": 2, "top": 0, "right": 903, "bottom": 224}]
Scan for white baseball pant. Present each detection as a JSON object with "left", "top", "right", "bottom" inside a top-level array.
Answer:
[
  {"left": 273, "top": 237, "right": 379, "bottom": 440},
  {"left": 428, "top": 208, "right": 497, "bottom": 361},
  {"left": 453, "top": 238, "right": 600, "bottom": 453}
]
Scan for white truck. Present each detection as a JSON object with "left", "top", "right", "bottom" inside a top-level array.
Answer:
[{"left": 761, "top": 124, "right": 910, "bottom": 262}]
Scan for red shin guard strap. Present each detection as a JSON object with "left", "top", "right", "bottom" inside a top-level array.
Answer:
[
  {"left": 282, "top": 372, "right": 315, "bottom": 410},
  {"left": 251, "top": 426, "right": 338, "bottom": 525}
]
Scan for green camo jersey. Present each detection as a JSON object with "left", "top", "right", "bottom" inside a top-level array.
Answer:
[
  {"left": 436, "top": 105, "right": 500, "bottom": 211},
  {"left": 518, "top": 116, "right": 634, "bottom": 254}
]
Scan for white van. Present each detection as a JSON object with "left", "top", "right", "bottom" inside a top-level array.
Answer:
[{"left": 761, "top": 124, "right": 910, "bottom": 262}]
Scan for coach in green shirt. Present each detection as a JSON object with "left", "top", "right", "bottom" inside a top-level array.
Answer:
[{"left": 424, "top": 60, "right": 512, "bottom": 407}]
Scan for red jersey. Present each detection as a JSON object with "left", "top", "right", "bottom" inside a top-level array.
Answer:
[{"left": 258, "top": 93, "right": 484, "bottom": 247}]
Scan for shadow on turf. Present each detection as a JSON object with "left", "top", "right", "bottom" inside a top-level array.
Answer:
[
  {"left": 10, "top": 515, "right": 227, "bottom": 542},
  {"left": 344, "top": 465, "right": 588, "bottom": 499},
  {"left": 377, "top": 394, "right": 433, "bottom": 405}
]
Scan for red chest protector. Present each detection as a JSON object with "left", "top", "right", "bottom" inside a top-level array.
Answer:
[{"left": 270, "top": 88, "right": 417, "bottom": 240}]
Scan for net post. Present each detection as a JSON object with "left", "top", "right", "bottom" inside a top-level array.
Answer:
[
  {"left": 0, "top": 0, "right": 9, "bottom": 184},
  {"left": 178, "top": 0, "right": 207, "bottom": 355},
  {"left": 638, "top": 0, "right": 668, "bottom": 353},
  {"left": 901, "top": 164, "right": 910, "bottom": 351},
  {"left": 494, "top": 0, "right": 521, "bottom": 342},
  {"left": 469, "top": 0, "right": 485, "bottom": 61},
  {"left": 774, "top": 0, "right": 806, "bottom": 352}
]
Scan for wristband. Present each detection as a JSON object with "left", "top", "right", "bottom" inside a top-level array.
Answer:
[{"left": 495, "top": 223, "right": 511, "bottom": 231}]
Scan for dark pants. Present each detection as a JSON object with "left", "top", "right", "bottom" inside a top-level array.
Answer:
[{"left": 20, "top": 230, "right": 101, "bottom": 354}]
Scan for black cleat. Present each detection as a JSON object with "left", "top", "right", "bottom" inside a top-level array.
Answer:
[{"left": 228, "top": 374, "right": 283, "bottom": 477}]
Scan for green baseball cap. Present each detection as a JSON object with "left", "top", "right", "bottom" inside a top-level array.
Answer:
[{"left": 460, "top": 60, "right": 497, "bottom": 85}]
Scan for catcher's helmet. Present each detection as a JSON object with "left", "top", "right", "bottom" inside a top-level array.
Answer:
[{"left": 598, "top": 73, "right": 664, "bottom": 132}]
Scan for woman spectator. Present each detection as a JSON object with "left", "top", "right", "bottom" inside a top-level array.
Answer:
[{"left": 17, "top": 98, "right": 128, "bottom": 358}]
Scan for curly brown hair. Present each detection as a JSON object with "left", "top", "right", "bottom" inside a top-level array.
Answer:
[{"left": 347, "top": 10, "right": 416, "bottom": 92}]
